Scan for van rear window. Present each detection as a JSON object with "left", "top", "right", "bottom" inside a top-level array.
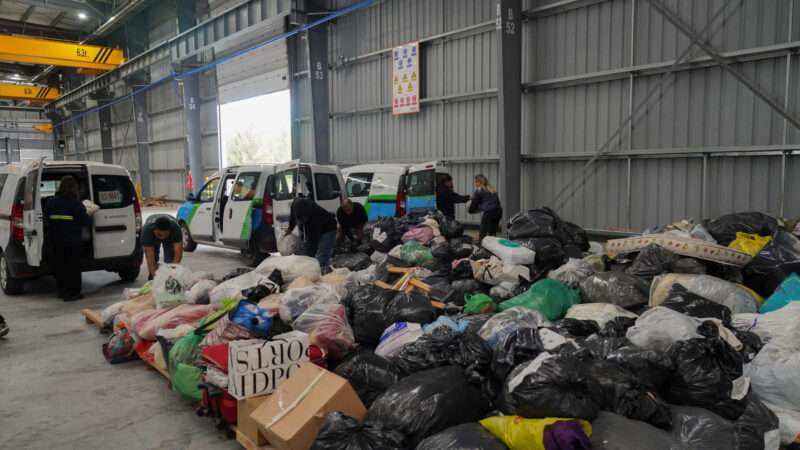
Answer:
[{"left": 91, "top": 175, "right": 135, "bottom": 209}]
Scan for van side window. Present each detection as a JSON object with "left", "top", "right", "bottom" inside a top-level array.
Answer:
[
  {"left": 315, "top": 174, "right": 341, "bottom": 201},
  {"left": 91, "top": 175, "right": 135, "bottom": 209},
  {"left": 232, "top": 173, "right": 260, "bottom": 201},
  {"left": 273, "top": 170, "right": 295, "bottom": 201},
  {"left": 198, "top": 178, "right": 220, "bottom": 202},
  {"left": 405, "top": 170, "right": 435, "bottom": 196},
  {"left": 24, "top": 173, "right": 37, "bottom": 211},
  {"left": 0, "top": 174, "right": 8, "bottom": 198},
  {"left": 345, "top": 173, "right": 373, "bottom": 197}
]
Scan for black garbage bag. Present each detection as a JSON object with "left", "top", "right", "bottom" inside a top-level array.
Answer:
[
  {"left": 743, "top": 229, "right": 800, "bottom": 297},
  {"left": 605, "top": 346, "right": 674, "bottom": 392},
  {"left": 432, "top": 241, "right": 454, "bottom": 263},
  {"left": 415, "top": 423, "right": 507, "bottom": 450},
  {"left": 626, "top": 244, "right": 676, "bottom": 281},
  {"left": 733, "top": 329, "right": 763, "bottom": 363},
  {"left": 342, "top": 285, "right": 396, "bottom": 345},
  {"left": 661, "top": 283, "right": 733, "bottom": 324},
  {"left": 598, "top": 316, "right": 636, "bottom": 338},
  {"left": 451, "top": 243, "right": 474, "bottom": 260},
  {"left": 450, "top": 259, "right": 474, "bottom": 280},
  {"left": 552, "top": 318, "right": 600, "bottom": 338},
  {"left": 734, "top": 393, "right": 780, "bottom": 450},
  {"left": 220, "top": 267, "right": 251, "bottom": 282},
  {"left": 311, "top": 412, "right": 405, "bottom": 450},
  {"left": 392, "top": 327, "right": 461, "bottom": 375},
  {"left": 672, "top": 257, "right": 707, "bottom": 274},
  {"left": 515, "top": 237, "right": 567, "bottom": 272},
  {"left": 386, "top": 292, "right": 437, "bottom": 325},
  {"left": 666, "top": 338, "right": 746, "bottom": 420},
  {"left": 455, "top": 332, "right": 499, "bottom": 401},
  {"left": 241, "top": 283, "right": 277, "bottom": 303},
  {"left": 501, "top": 354, "right": 604, "bottom": 421},
  {"left": 562, "top": 221, "right": 590, "bottom": 252},
  {"left": 562, "top": 335, "right": 628, "bottom": 362},
  {"left": 580, "top": 272, "right": 650, "bottom": 310},
  {"left": 366, "top": 366, "right": 491, "bottom": 446},
  {"left": 703, "top": 211, "right": 779, "bottom": 246},
  {"left": 448, "top": 279, "right": 485, "bottom": 307},
  {"left": 334, "top": 350, "right": 401, "bottom": 408},
  {"left": 590, "top": 411, "right": 681, "bottom": 450},
  {"left": 588, "top": 361, "right": 672, "bottom": 429},
  {"left": 462, "top": 313, "right": 493, "bottom": 335},
  {"left": 491, "top": 327, "right": 544, "bottom": 382},
  {"left": 440, "top": 216, "right": 465, "bottom": 239},
  {"left": 331, "top": 252, "right": 371, "bottom": 271},
  {"left": 507, "top": 207, "right": 563, "bottom": 240},
  {"left": 370, "top": 217, "right": 403, "bottom": 253},
  {"left": 670, "top": 404, "right": 736, "bottom": 450}
]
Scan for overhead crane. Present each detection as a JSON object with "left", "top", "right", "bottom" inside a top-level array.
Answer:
[
  {"left": 0, "top": 34, "right": 125, "bottom": 71},
  {"left": 0, "top": 82, "right": 59, "bottom": 102}
]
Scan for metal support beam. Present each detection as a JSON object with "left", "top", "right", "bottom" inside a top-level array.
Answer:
[
  {"left": 307, "top": 24, "right": 330, "bottom": 164},
  {"left": 496, "top": 0, "right": 522, "bottom": 219},
  {"left": 2, "top": 137, "right": 8, "bottom": 164},
  {"left": 132, "top": 88, "right": 151, "bottom": 197},
  {"left": 287, "top": 34, "right": 302, "bottom": 160},
  {"left": 0, "top": 34, "right": 125, "bottom": 71},
  {"left": 70, "top": 114, "right": 87, "bottom": 160},
  {"left": 49, "top": 12, "right": 65, "bottom": 28},
  {"left": 98, "top": 101, "right": 113, "bottom": 163},
  {"left": 181, "top": 75, "right": 203, "bottom": 195},
  {"left": 649, "top": 0, "right": 800, "bottom": 133},
  {"left": 20, "top": 6, "right": 36, "bottom": 24}
]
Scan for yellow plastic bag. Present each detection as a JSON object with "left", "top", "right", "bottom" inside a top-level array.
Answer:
[
  {"left": 480, "top": 416, "right": 592, "bottom": 450},
  {"left": 728, "top": 232, "right": 771, "bottom": 257}
]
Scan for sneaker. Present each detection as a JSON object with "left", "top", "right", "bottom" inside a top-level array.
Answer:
[{"left": 0, "top": 315, "right": 8, "bottom": 338}]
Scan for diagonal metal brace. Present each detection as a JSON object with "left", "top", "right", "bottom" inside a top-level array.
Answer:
[{"left": 648, "top": 0, "right": 800, "bottom": 132}]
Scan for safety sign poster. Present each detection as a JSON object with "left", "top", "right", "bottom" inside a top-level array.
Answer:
[{"left": 392, "top": 42, "right": 420, "bottom": 115}]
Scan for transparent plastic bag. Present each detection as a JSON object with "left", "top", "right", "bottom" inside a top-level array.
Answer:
[
  {"left": 153, "top": 264, "right": 197, "bottom": 308},
  {"left": 255, "top": 254, "right": 321, "bottom": 283},
  {"left": 478, "top": 306, "right": 550, "bottom": 348},
  {"left": 208, "top": 271, "right": 277, "bottom": 305},
  {"left": 375, "top": 322, "right": 423, "bottom": 358},
  {"left": 292, "top": 303, "right": 354, "bottom": 358},
  {"left": 186, "top": 279, "right": 217, "bottom": 304},
  {"left": 625, "top": 306, "right": 701, "bottom": 352},
  {"left": 279, "top": 283, "right": 343, "bottom": 323},
  {"left": 548, "top": 258, "right": 594, "bottom": 289}
]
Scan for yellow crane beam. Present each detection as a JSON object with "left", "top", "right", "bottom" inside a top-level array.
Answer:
[
  {"left": 0, "top": 34, "right": 125, "bottom": 71},
  {"left": 0, "top": 83, "right": 59, "bottom": 101}
]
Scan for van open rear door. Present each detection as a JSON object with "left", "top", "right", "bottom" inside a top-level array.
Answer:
[
  {"left": 271, "top": 160, "right": 310, "bottom": 243},
  {"left": 221, "top": 169, "right": 262, "bottom": 248},
  {"left": 404, "top": 161, "right": 438, "bottom": 215},
  {"left": 90, "top": 171, "right": 137, "bottom": 259},
  {"left": 22, "top": 162, "right": 43, "bottom": 266}
]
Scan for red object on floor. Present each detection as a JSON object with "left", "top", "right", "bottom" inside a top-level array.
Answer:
[{"left": 201, "top": 343, "right": 229, "bottom": 372}]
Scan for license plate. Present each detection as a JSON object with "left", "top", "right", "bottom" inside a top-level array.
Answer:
[{"left": 97, "top": 190, "right": 122, "bottom": 205}]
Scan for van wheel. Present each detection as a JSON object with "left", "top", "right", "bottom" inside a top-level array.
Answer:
[
  {"left": 118, "top": 267, "right": 140, "bottom": 282},
  {"left": 242, "top": 241, "right": 266, "bottom": 267},
  {"left": 181, "top": 223, "right": 197, "bottom": 252},
  {"left": 0, "top": 253, "right": 24, "bottom": 295}
]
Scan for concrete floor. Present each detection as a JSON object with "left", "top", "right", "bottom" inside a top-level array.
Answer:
[{"left": 0, "top": 208, "right": 247, "bottom": 450}]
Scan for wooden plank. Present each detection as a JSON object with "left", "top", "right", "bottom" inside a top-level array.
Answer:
[
  {"left": 431, "top": 301, "right": 445, "bottom": 310},
  {"left": 408, "top": 279, "right": 431, "bottom": 293},
  {"left": 144, "top": 357, "right": 171, "bottom": 381},
  {"left": 80, "top": 308, "right": 104, "bottom": 331},
  {"left": 387, "top": 266, "right": 416, "bottom": 274},
  {"left": 374, "top": 280, "right": 394, "bottom": 290},
  {"left": 236, "top": 429, "right": 276, "bottom": 450}
]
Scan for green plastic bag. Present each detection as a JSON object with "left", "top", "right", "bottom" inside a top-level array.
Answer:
[
  {"left": 168, "top": 332, "right": 204, "bottom": 376},
  {"left": 172, "top": 362, "right": 203, "bottom": 402},
  {"left": 400, "top": 241, "right": 435, "bottom": 267},
  {"left": 498, "top": 279, "right": 580, "bottom": 321},
  {"left": 464, "top": 293, "right": 497, "bottom": 315}
]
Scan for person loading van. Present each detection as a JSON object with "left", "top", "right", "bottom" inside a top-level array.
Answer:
[
  {"left": 436, "top": 174, "right": 470, "bottom": 219},
  {"left": 142, "top": 215, "right": 184, "bottom": 280},
  {"left": 469, "top": 174, "right": 503, "bottom": 241},
  {"left": 44, "top": 175, "right": 90, "bottom": 301},
  {"left": 336, "top": 198, "right": 368, "bottom": 244},
  {"left": 287, "top": 198, "right": 337, "bottom": 268}
]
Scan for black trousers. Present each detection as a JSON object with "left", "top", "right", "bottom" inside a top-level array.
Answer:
[
  {"left": 479, "top": 208, "right": 503, "bottom": 241},
  {"left": 52, "top": 241, "right": 82, "bottom": 297}
]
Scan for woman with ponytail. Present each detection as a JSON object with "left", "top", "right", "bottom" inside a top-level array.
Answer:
[{"left": 469, "top": 174, "right": 503, "bottom": 240}]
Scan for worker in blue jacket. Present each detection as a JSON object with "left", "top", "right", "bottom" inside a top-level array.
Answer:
[{"left": 44, "top": 175, "right": 90, "bottom": 301}]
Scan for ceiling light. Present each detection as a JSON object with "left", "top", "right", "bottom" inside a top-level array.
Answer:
[{"left": 77, "top": 11, "right": 88, "bottom": 20}]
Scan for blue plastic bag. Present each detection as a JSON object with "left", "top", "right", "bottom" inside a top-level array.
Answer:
[
  {"left": 760, "top": 273, "right": 800, "bottom": 313},
  {"left": 230, "top": 300, "right": 273, "bottom": 336}
]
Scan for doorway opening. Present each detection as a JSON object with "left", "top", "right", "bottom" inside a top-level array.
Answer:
[{"left": 219, "top": 89, "right": 292, "bottom": 167}]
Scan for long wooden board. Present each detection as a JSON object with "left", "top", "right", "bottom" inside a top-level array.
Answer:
[{"left": 80, "top": 308, "right": 105, "bottom": 331}]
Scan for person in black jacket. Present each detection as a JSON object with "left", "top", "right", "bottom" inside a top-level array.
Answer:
[
  {"left": 287, "top": 198, "right": 338, "bottom": 267},
  {"left": 436, "top": 174, "right": 470, "bottom": 219},
  {"left": 44, "top": 175, "right": 90, "bottom": 301},
  {"left": 469, "top": 174, "right": 503, "bottom": 241}
]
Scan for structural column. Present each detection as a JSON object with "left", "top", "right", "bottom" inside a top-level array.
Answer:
[
  {"left": 72, "top": 114, "right": 87, "bottom": 160},
  {"left": 98, "top": 100, "right": 113, "bottom": 164},
  {"left": 182, "top": 75, "right": 204, "bottom": 195},
  {"left": 133, "top": 90, "right": 152, "bottom": 197},
  {"left": 306, "top": 24, "right": 331, "bottom": 164},
  {"left": 2, "top": 137, "right": 9, "bottom": 164},
  {"left": 496, "top": 0, "right": 522, "bottom": 218}
]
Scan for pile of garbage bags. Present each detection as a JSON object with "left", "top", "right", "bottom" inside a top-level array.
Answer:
[{"left": 99, "top": 208, "right": 800, "bottom": 449}]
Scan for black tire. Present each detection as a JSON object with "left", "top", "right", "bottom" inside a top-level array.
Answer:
[
  {"left": 181, "top": 222, "right": 197, "bottom": 252},
  {"left": 0, "top": 252, "right": 24, "bottom": 295},
  {"left": 242, "top": 240, "right": 267, "bottom": 267},
  {"left": 118, "top": 267, "right": 140, "bottom": 282}
]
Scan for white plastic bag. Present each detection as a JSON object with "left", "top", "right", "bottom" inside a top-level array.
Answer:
[
  {"left": 732, "top": 301, "right": 800, "bottom": 346},
  {"left": 564, "top": 303, "right": 638, "bottom": 328},
  {"left": 625, "top": 306, "right": 701, "bottom": 352},
  {"left": 746, "top": 342, "right": 800, "bottom": 411},
  {"left": 208, "top": 271, "right": 274, "bottom": 305},
  {"left": 370, "top": 251, "right": 388, "bottom": 265},
  {"left": 255, "top": 254, "right": 321, "bottom": 283},
  {"left": 471, "top": 257, "right": 530, "bottom": 286},
  {"left": 375, "top": 322, "right": 423, "bottom": 358},
  {"left": 278, "top": 283, "right": 343, "bottom": 323},
  {"left": 490, "top": 281, "right": 519, "bottom": 300},
  {"left": 650, "top": 274, "right": 759, "bottom": 314},
  {"left": 278, "top": 233, "right": 300, "bottom": 256},
  {"left": 153, "top": 264, "right": 196, "bottom": 309},
  {"left": 548, "top": 258, "right": 595, "bottom": 289},
  {"left": 101, "top": 301, "right": 127, "bottom": 327},
  {"left": 478, "top": 307, "right": 550, "bottom": 348},
  {"left": 186, "top": 279, "right": 217, "bottom": 304},
  {"left": 82, "top": 199, "right": 100, "bottom": 216},
  {"left": 482, "top": 236, "right": 536, "bottom": 265}
]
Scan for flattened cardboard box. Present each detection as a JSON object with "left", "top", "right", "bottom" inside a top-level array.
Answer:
[{"left": 251, "top": 363, "right": 366, "bottom": 450}]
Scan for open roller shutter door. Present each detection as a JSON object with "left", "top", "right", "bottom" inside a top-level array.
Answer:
[{"left": 216, "top": 17, "right": 289, "bottom": 105}]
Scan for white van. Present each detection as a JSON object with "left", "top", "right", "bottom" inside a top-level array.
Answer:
[
  {"left": 342, "top": 161, "right": 451, "bottom": 221},
  {"left": 0, "top": 160, "right": 143, "bottom": 295},
  {"left": 178, "top": 161, "right": 345, "bottom": 265}
]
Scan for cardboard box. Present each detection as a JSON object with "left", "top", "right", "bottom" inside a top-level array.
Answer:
[
  {"left": 236, "top": 429, "right": 275, "bottom": 450},
  {"left": 251, "top": 363, "right": 367, "bottom": 450},
  {"left": 238, "top": 395, "right": 271, "bottom": 448},
  {"left": 228, "top": 331, "right": 310, "bottom": 400}
]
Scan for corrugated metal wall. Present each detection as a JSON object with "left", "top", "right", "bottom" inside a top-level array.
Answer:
[{"left": 315, "top": 0, "right": 800, "bottom": 230}]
